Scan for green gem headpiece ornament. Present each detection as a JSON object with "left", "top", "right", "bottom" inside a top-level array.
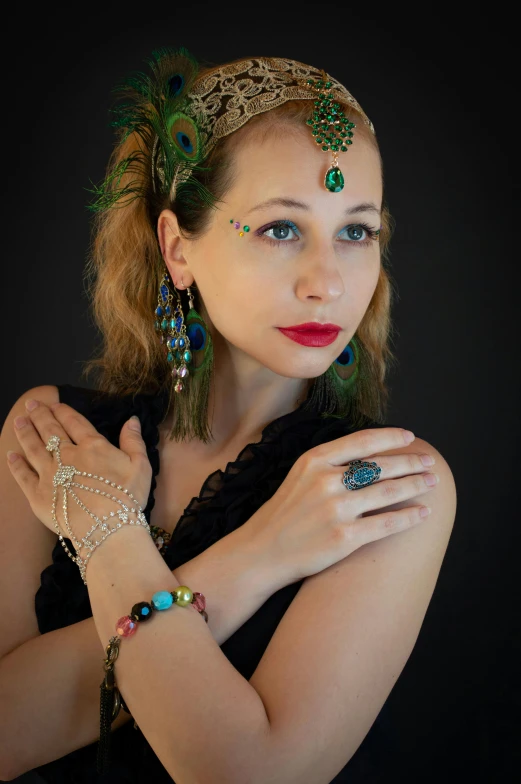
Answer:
[{"left": 88, "top": 47, "right": 376, "bottom": 212}]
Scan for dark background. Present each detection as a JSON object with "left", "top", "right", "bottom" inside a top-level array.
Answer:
[{"left": 2, "top": 6, "right": 519, "bottom": 783}]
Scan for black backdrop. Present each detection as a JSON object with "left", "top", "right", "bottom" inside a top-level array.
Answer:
[{"left": 2, "top": 7, "right": 519, "bottom": 784}]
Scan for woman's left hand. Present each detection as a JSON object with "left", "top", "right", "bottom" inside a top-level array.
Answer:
[{"left": 7, "top": 399, "right": 152, "bottom": 540}]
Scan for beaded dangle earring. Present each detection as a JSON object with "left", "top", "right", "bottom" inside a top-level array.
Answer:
[{"left": 156, "top": 274, "right": 214, "bottom": 444}]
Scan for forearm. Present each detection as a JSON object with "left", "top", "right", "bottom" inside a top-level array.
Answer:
[
  {"left": 0, "top": 525, "right": 279, "bottom": 780},
  {"left": 88, "top": 524, "right": 274, "bottom": 784}
]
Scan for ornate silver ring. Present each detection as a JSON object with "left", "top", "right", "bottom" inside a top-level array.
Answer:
[{"left": 343, "top": 459, "right": 382, "bottom": 490}]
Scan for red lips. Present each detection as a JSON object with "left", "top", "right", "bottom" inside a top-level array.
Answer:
[
  {"left": 279, "top": 322, "right": 341, "bottom": 332},
  {"left": 277, "top": 323, "right": 341, "bottom": 347}
]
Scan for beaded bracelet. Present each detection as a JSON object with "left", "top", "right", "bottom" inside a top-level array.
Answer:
[{"left": 96, "top": 585, "right": 208, "bottom": 775}]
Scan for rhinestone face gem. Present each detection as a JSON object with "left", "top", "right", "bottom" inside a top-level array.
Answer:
[{"left": 53, "top": 465, "right": 77, "bottom": 487}]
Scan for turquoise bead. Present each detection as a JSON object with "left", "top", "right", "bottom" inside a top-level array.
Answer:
[
  {"left": 152, "top": 591, "right": 173, "bottom": 611},
  {"left": 183, "top": 350, "right": 192, "bottom": 363}
]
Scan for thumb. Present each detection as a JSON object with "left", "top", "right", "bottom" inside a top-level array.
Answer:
[{"left": 119, "top": 416, "right": 147, "bottom": 460}]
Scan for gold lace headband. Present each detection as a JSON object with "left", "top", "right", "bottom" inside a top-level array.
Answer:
[
  {"left": 89, "top": 49, "right": 375, "bottom": 213},
  {"left": 156, "top": 55, "right": 375, "bottom": 197}
]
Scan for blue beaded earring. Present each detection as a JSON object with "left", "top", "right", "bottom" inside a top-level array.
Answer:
[{"left": 154, "top": 271, "right": 214, "bottom": 443}]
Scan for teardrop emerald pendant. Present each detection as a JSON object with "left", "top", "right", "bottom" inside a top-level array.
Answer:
[{"left": 325, "top": 166, "right": 344, "bottom": 193}]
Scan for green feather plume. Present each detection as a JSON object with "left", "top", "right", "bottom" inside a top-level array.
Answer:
[{"left": 87, "top": 46, "right": 216, "bottom": 213}]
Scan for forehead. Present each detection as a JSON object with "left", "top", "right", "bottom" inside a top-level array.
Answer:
[{"left": 230, "top": 124, "right": 382, "bottom": 210}]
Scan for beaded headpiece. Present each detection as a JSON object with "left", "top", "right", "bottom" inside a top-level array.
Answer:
[{"left": 88, "top": 47, "right": 375, "bottom": 212}]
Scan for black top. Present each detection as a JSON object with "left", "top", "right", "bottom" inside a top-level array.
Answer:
[{"left": 34, "top": 383, "right": 399, "bottom": 783}]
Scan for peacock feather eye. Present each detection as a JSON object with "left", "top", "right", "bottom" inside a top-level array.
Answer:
[
  {"left": 166, "top": 112, "right": 201, "bottom": 161},
  {"left": 331, "top": 340, "right": 359, "bottom": 385},
  {"left": 167, "top": 73, "right": 184, "bottom": 98},
  {"left": 185, "top": 310, "right": 209, "bottom": 371}
]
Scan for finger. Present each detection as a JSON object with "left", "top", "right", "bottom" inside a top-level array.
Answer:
[
  {"left": 119, "top": 417, "right": 148, "bottom": 463},
  {"left": 355, "top": 471, "right": 435, "bottom": 516},
  {"left": 24, "top": 399, "right": 73, "bottom": 448},
  {"left": 6, "top": 450, "right": 39, "bottom": 497},
  {"left": 354, "top": 504, "right": 432, "bottom": 545},
  {"left": 12, "top": 414, "right": 53, "bottom": 473},
  {"left": 51, "top": 402, "right": 101, "bottom": 443},
  {"left": 318, "top": 427, "right": 416, "bottom": 467},
  {"left": 357, "top": 451, "right": 436, "bottom": 481}
]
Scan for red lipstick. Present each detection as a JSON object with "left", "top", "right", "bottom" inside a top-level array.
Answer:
[{"left": 277, "top": 322, "right": 341, "bottom": 347}]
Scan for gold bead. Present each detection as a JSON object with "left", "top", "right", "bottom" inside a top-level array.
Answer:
[
  {"left": 174, "top": 586, "right": 193, "bottom": 606},
  {"left": 239, "top": 231, "right": 244, "bottom": 237}
]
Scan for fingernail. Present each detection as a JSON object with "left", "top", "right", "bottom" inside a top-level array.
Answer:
[
  {"left": 420, "top": 453, "right": 435, "bottom": 466},
  {"left": 402, "top": 430, "right": 415, "bottom": 444},
  {"left": 7, "top": 451, "right": 19, "bottom": 463},
  {"left": 14, "top": 416, "right": 27, "bottom": 429},
  {"left": 128, "top": 416, "right": 141, "bottom": 432},
  {"left": 25, "top": 399, "right": 39, "bottom": 411},
  {"left": 419, "top": 506, "right": 432, "bottom": 518}
]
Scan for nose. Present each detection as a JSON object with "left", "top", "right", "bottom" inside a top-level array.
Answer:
[{"left": 294, "top": 247, "right": 345, "bottom": 303}]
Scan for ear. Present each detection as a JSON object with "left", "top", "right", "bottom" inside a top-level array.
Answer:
[{"left": 157, "top": 209, "right": 195, "bottom": 288}]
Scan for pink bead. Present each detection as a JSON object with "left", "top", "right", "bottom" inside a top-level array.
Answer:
[
  {"left": 116, "top": 615, "right": 138, "bottom": 637},
  {"left": 178, "top": 366, "right": 188, "bottom": 378},
  {"left": 233, "top": 221, "right": 240, "bottom": 229},
  {"left": 192, "top": 592, "right": 206, "bottom": 612}
]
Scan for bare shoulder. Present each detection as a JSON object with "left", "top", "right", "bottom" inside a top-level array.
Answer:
[
  {"left": 248, "top": 435, "right": 457, "bottom": 782},
  {"left": 2, "top": 384, "right": 60, "bottom": 428}
]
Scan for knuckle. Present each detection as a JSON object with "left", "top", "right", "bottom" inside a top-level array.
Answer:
[
  {"left": 317, "top": 470, "right": 335, "bottom": 494},
  {"left": 414, "top": 474, "right": 426, "bottom": 493},
  {"left": 332, "top": 523, "right": 349, "bottom": 545},
  {"left": 382, "top": 514, "right": 397, "bottom": 530},
  {"left": 357, "top": 429, "right": 376, "bottom": 453},
  {"left": 299, "top": 447, "right": 323, "bottom": 471},
  {"left": 83, "top": 434, "right": 105, "bottom": 451},
  {"left": 381, "top": 479, "right": 398, "bottom": 499},
  {"left": 330, "top": 497, "right": 345, "bottom": 520},
  {"left": 406, "top": 453, "right": 418, "bottom": 473}
]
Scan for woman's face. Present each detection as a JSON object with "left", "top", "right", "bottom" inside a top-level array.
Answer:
[{"left": 161, "top": 123, "right": 383, "bottom": 383}]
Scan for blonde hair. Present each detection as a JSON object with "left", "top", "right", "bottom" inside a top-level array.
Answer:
[{"left": 84, "top": 64, "right": 398, "bottom": 429}]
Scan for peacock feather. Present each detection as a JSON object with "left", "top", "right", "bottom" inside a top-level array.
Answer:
[
  {"left": 168, "top": 306, "right": 214, "bottom": 443},
  {"left": 87, "top": 46, "right": 215, "bottom": 213},
  {"left": 330, "top": 338, "right": 359, "bottom": 386}
]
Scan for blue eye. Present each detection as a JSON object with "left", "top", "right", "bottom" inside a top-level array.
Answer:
[
  {"left": 342, "top": 225, "right": 367, "bottom": 241},
  {"left": 262, "top": 220, "right": 300, "bottom": 242},
  {"left": 257, "top": 219, "right": 380, "bottom": 247}
]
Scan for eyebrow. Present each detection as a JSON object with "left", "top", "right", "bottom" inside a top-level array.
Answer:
[{"left": 244, "top": 197, "right": 381, "bottom": 217}]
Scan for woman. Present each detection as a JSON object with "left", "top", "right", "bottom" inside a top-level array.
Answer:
[{"left": 0, "top": 50, "right": 456, "bottom": 783}]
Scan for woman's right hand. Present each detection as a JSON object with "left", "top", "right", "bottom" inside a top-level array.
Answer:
[{"left": 243, "top": 427, "right": 437, "bottom": 588}]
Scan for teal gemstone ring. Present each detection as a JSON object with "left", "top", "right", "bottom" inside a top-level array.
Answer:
[{"left": 343, "top": 459, "right": 382, "bottom": 490}]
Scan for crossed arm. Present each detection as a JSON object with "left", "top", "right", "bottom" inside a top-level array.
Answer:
[{"left": 0, "top": 386, "right": 456, "bottom": 783}]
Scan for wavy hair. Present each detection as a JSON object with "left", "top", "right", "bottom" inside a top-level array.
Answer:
[{"left": 84, "top": 62, "right": 398, "bottom": 434}]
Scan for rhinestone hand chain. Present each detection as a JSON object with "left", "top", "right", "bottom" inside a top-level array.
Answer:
[{"left": 45, "top": 435, "right": 151, "bottom": 585}]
